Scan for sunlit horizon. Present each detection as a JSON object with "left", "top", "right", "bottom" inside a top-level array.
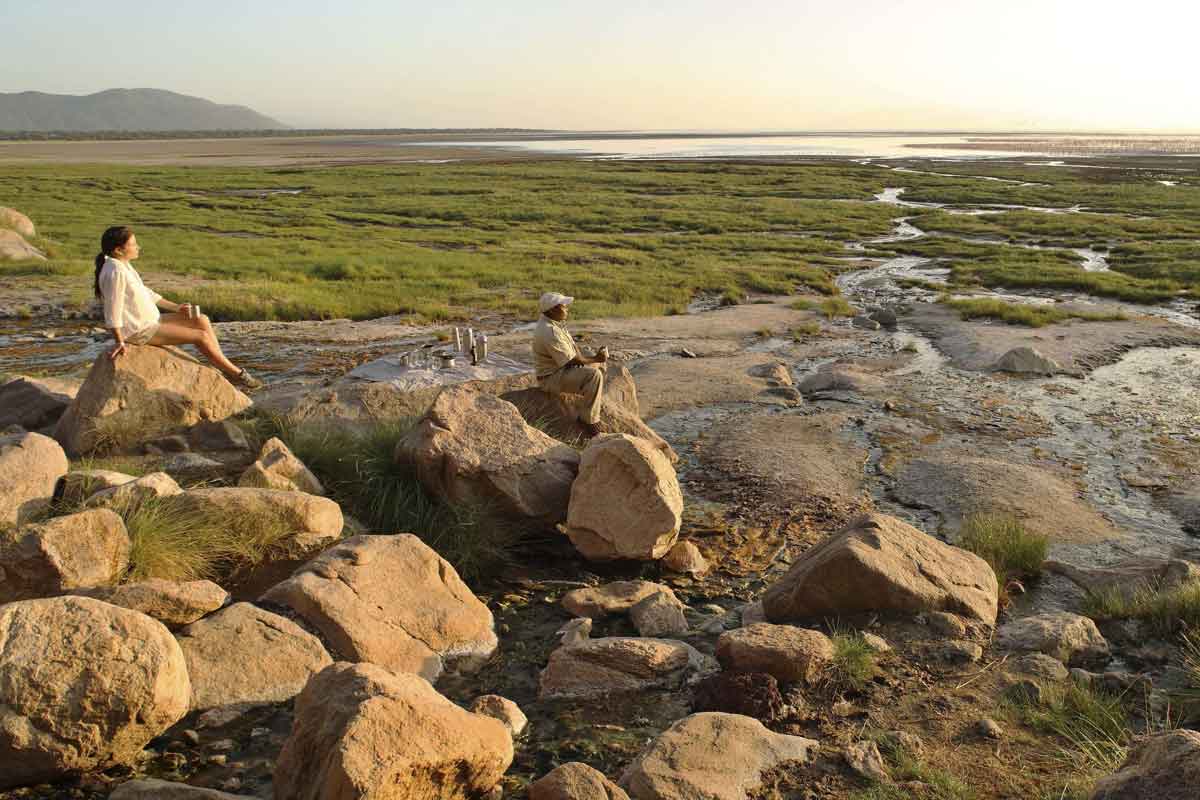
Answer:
[{"left": 4, "top": 0, "right": 1198, "bottom": 134}]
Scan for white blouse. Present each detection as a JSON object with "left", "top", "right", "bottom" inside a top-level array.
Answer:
[{"left": 99, "top": 257, "right": 162, "bottom": 339}]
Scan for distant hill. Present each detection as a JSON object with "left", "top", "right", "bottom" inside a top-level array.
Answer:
[{"left": 0, "top": 88, "right": 286, "bottom": 132}]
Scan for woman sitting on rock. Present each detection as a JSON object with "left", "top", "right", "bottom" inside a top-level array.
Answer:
[{"left": 94, "top": 226, "right": 263, "bottom": 390}]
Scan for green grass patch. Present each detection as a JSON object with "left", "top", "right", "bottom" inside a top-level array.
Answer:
[
  {"left": 1173, "top": 629, "right": 1200, "bottom": 722},
  {"left": 940, "top": 296, "right": 1127, "bottom": 327},
  {"left": 824, "top": 625, "right": 879, "bottom": 693},
  {"left": 1007, "top": 681, "right": 1135, "bottom": 780},
  {"left": 249, "top": 415, "right": 521, "bottom": 584},
  {"left": 957, "top": 513, "right": 1048, "bottom": 597},
  {"left": 1080, "top": 580, "right": 1200, "bottom": 638},
  {"left": 790, "top": 321, "right": 821, "bottom": 339},
  {"left": 850, "top": 741, "right": 975, "bottom": 800}
]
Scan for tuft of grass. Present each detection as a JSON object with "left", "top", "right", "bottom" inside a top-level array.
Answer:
[
  {"left": 957, "top": 513, "right": 1047, "bottom": 599},
  {"left": 1173, "top": 629, "right": 1200, "bottom": 722},
  {"left": 253, "top": 415, "right": 522, "bottom": 585},
  {"left": 825, "top": 624, "right": 879, "bottom": 693},
  {"left": 120, "top": 494, "right": 289, "bottom": 582},
  {"left": 790, "top": 321, "right": 821, "bottom": 339},
  {"left": 755, "top": 327, "right": 773, "bottom": 338},
  {"left": 819, "top": 296, "right": 857, "bottom": 319},
  {"left": 1008, "top": 681, "right": 1135, "bottom": 778},
  {"left": 940, "top": 295, "right": 1127, "bottom": 328},
  {"left": 851, "top": 743, "right": 975, "bottom": 800},
  {"left": 1080, "top": 580, "right": 1200, "bottom": 638}
]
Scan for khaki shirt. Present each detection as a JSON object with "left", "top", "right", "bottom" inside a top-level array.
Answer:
[{"left": 532, "top": 316, "right": 579, "bottom": 379}]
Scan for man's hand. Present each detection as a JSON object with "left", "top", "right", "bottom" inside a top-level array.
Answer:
[
  {"left": 109, "top": 342, "right": 128, "bottom": 361},
  {"left": 593, "top": 345, "right": 609, "bottom": 363}
]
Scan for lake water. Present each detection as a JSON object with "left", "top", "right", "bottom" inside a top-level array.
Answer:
[{"left": 411, "top": 132, "right": 1200, "bottom": 160}]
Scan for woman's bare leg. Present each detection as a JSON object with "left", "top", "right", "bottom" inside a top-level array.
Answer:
[{"left": 148, "top": 312, "right": 241, "bottom": 377}]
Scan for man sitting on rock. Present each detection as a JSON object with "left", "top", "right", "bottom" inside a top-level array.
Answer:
[{"left": 532, "top": 292, "right": 608, "bottom": 437}]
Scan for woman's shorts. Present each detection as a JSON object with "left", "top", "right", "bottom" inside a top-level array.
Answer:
[{"left": 125, "top": 324, "right": 159, "bottom": 345}]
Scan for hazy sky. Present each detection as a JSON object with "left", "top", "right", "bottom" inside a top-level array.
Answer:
[{"left": 4, "top": 0, "right": 1197, "bottom": 131}]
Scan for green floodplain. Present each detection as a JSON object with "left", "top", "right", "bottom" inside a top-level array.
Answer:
[{"left": 1, "top": 158, "right": 1197, "bottom": 322}]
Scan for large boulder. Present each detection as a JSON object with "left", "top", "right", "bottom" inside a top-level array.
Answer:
[
  {"left": 619, "top": 713, "right": 818, "bottom": 800},
  {"left": 501, "top": 364, "right": 677, "bottom": 463},
  {"left": 176, "top": 602, "right": 332, "bottom": 711},
  {"left": 238, "top": 437, "right": 325, "bottom": 495},
  {"left": 262, "top": 534, "right": 497, "bottom": 681},
  {"left": 273, "top": 662, "right": 513, "bottom": 800},
  {"left": 174, "top": 487, "right": 343, "bottom": 554},
  {"left": 0, "top": 229, "right": 44, "bottom": 261},
  {"left": 530, "top": 763, "right": 630, "bottom": 800},
  {"left": 565, "top": 434, "right": 683, "bottom": 561},
  {"left": 0, "top": 207, "right": 35, "bottom": 238},
  {"left": 0, "top": 431, "right": 68, "bottom": 527},
  {"left": 561, "top": 580, "right": 673, "bottom": 618},
  {"left": 762, "top": 513, "right": 999, "bottom": 625},
  {"left": 716, "top": 623, "right": 835, "bottom": 685},
  {"left": 395, "top": 387, "right": 580, "bottom": 525},
  {"left": 995, "top": 612, "right": 1110, "bottom": 668},
  {"left": 1090, "top": 729, "right": 1200, "bottom": 800},
  {"left": 0, "top": 375, "right": 77, "bottom": 431},
  {"left": 539, "top": 637, "right": 714, "bottom": 700},
  {"left": 73, "top": 578, "right": 229, "bottom": 628},
  {"left": 54, "top": 345, "right": 252, "bottom": 456},
  {"left": 0, "top": 508, "right": 130, "bottom": 603},
  {"left": 0, "top": 596, "right": 191, "bottom": 789}
]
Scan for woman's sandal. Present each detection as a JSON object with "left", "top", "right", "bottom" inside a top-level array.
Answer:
[{"left": 231, "top": 368, "right": 264, "bottom": 391}]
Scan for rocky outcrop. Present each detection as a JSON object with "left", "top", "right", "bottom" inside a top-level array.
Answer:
[
  {"left": 1090, "top": 729, "right": 1200, "bottom": 800},
  {"left": 86, "top": 471, "right": 182, "bottom": 509},
  {"left": 565, "top": 434, "right": 682, "bottom": 561},
  {"left": 0, "top": 597, "right": 190, "bottom": 789},
  {"left": 174, "top": 487, "right": 343, "bottom": 554},
  {"left": 73, "top": 578, "right": 229, "bottom": 628},
  {"left": 109, "top": 780, "right": 249, "bottom": 799},
  {"left": 238, "top": 437, "right": 325, "bottom": 494},
  {"left": 501, "top": 364, "right": 677, "bottom": 463},
  {"left": 0, "top": 375, "right": 77, "bottom": 431},
  {"left": 995, "top": 612, "right": 1110, "bottom": 668},
  {"left": 619, "top": 713, "right": 818, "bottom": 800},
  {"left": 716, "top": 623, "right": 835, "bottom": 685},
  {"left": 395, "top": 387, "right": 580, "bottom": 524},
  {"left": 54, "top": 345, "right": 252, "bottom": 455},
  {"left": 262, "top": 534, "right": 497, "bottom": 681},
  {"left": 273, "top": 662, "right": 513, "bottom": 800},
  {"left": 1044, "top": 558, "right": 1200, "bottom": 602},
  {"left": 0, "top": 229, "right": 44, "bottom": 261},
  {"left": 0, "top": 509, "right": 130, "bottom": 603},
  {"left": 662, "top": 540, "right": 710, "bottom": 576},
  {"left": 0, "top": 431, "right": 68, "bottom": 527},
  {"left": 539, "top": 637, "right": 714, "bottom": 701},
  {"left": 762, "top": 513, "right": 999, "bottom": 625},
  {"left": 562, "top": 580, "right": 672, "bottom": 618},
  {"left": 796, "top": 367, "right": 885, "bottom": 395},
  {"left": 991, "top": 346, "right": 1061, "bottom": 375},
  {"left": 469, "top": 695, "right": 528, "bottom": 737},
  {"left": 0, "top": 207, "right": 35, "bottom": 238},
  {"left": 176, "top": 602, "right": 332, "bottom": 711},
  {"left": 530, "top": 763, "right": 630, "bottom": 800}
]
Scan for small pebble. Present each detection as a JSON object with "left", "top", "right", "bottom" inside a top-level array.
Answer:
[
  {"left": 976, "top": 718, "right": 1004, "bottom": 740},
  {"left": 182, "top": 729, "right": 200, "bottom": 745},
  {"left": 208, "top": 754, "right": 228, "bottom": 766}
]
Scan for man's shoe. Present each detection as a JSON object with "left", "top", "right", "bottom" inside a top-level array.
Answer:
[
  {"left": 232, "top": 368, "right": 264, "bottom": 392},
  {"left": 581, "top": 421, "right": 603, "bottom": 438}
]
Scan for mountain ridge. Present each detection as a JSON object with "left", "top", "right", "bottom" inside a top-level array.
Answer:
[{"left": 0, "top": 88, "right": 286, "bottom": 132}]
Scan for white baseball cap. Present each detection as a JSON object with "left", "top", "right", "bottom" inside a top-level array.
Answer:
[{"left": 539, "top": 292, "right": 575, "bottom": 313}]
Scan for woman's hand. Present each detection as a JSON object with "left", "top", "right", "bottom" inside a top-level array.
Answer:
[
  {"left": 177, "top": 303, "right": 193, "bottom": 318},
  {"left": 109, "top": 341, "right": 128, "bottom": 361}
]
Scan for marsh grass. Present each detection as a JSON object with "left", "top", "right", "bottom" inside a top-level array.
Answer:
[
  {"left": 1173, "top": 629, "right": 1200, "bottom": 721},
  {"left": 1080, "top": 580, "right": 1200, "bottom": 638},
  {"left": 790, "top": 321, "right": 821, "bottom": 339},
  {"left": 958, "top": 513, "right": 1047, "bottom": 600},
  {"left": 250, "top": 414, "right": 521, "bottom": 584},
  {"left": 1007, "top": 681, "right": 1136, "bottom": 778},
  {"left": 940, "top": 296, "right": 1127, "bottom": 327}
]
